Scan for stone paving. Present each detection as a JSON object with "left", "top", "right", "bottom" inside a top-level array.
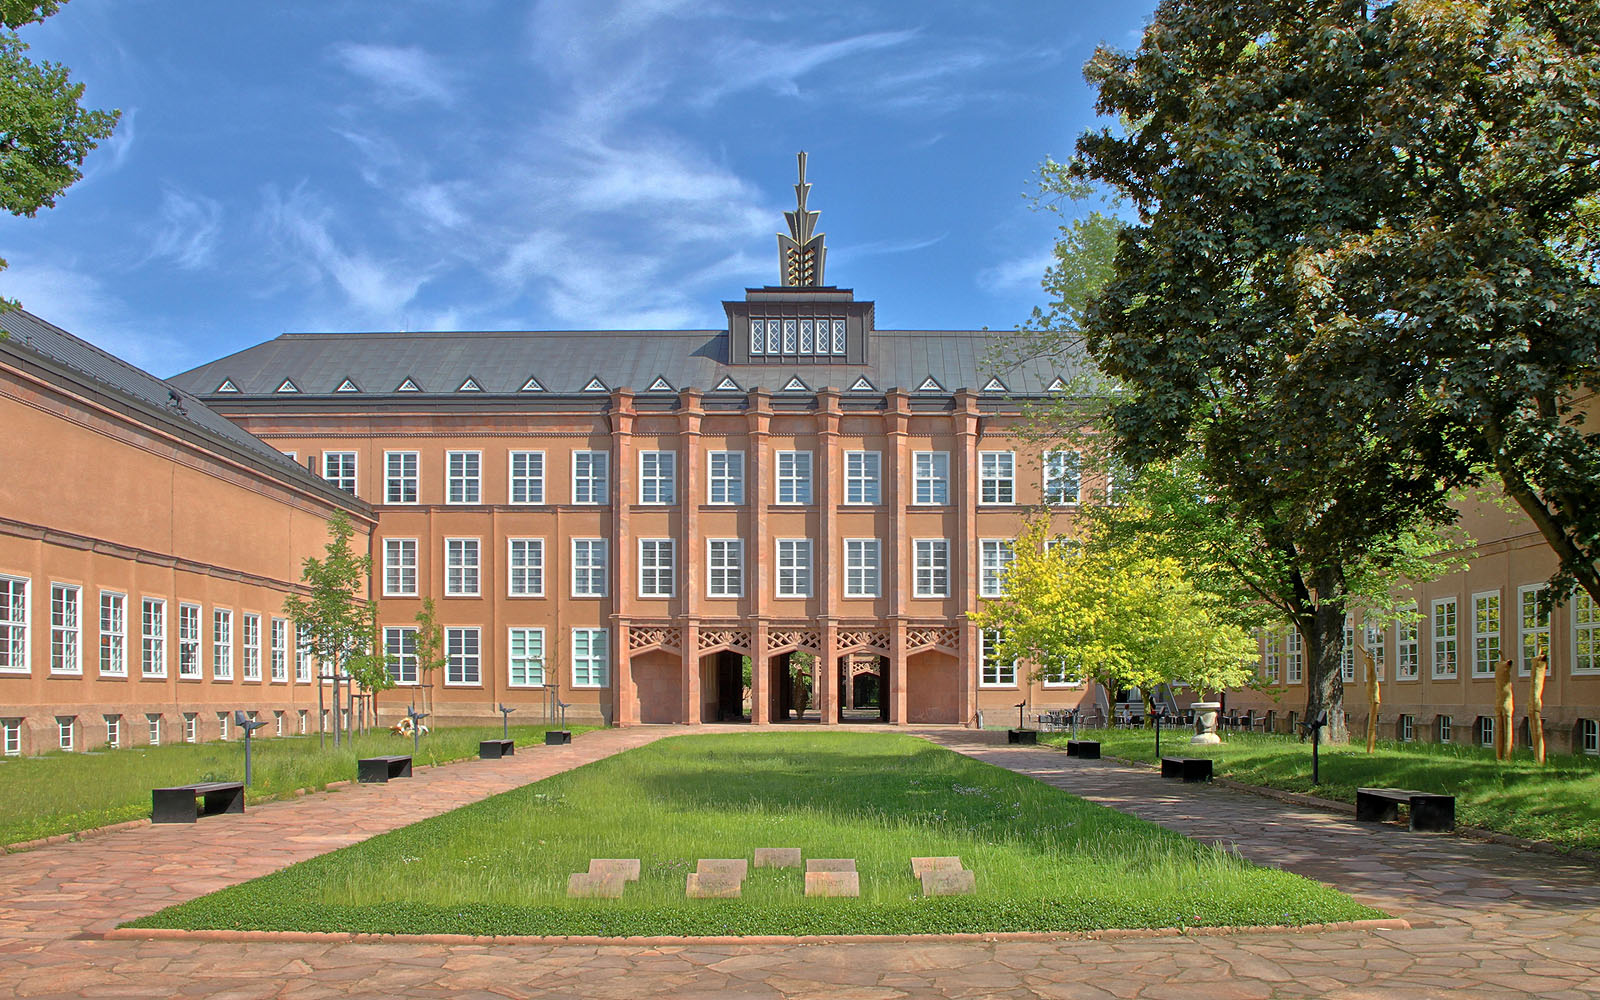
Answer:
[{"left": 1, "top": 724, "right": 1598, "bottom": 998}]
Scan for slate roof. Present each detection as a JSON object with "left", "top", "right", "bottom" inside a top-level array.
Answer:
[{"left": 168, "top": 328, "right": 1077, "bottom": 398}]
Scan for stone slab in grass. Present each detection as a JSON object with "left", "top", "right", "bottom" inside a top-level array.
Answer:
[
  {"left": 805, "top": 858, "right": 856, "bottom": 873},
  {"left": 920, "top": 868, "right": 976, "bottom": 896},
  {"left": 567, "top": 872, "right": 625, "bottom": 898},
  {"left": 588, "top": 859, "right": 640, "bottom": 881},
  {"left": 696, "top": 858, "right": 749, "bottom": 879},
  {"left": 805, "top": 870, "right": 860, "bottom": 897},
  {"left": 754, "top": 848, "right": 802, "bottom": 868},
  {"left": 910, "top": 856, "right": 962, "bottom": 878},
  {"left": 686, "top": 872, "right": 742, "bottom": 898}
]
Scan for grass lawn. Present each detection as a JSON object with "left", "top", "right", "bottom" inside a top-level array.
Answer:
[
  {"left": 0, "top": 724, "right": 586, "bottom": 848},
  {"left": 128, "top": 731, "right": 1379, "bottom": 937},
  {"left": 1043, "top": 728, "right": 1600, "bottom": 852}
]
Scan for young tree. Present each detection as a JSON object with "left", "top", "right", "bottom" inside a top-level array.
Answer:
[
  {"left": 412, "top": 596, "right": 447, "bottom": 718},
  {"left": 283, "top": 512, "right": 376, "bottom": 748}
]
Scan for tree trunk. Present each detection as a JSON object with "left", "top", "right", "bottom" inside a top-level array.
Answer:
[
  {"left": 1357, "top": 646, "right": 1380, "bottom": 753},
  {"left": 1530, "top": 654, "right": 1548, "bottom": 764},
  {"left": 1494, "top": 658, "right": 1515, "bottom": 761},
  {"left": 1301, "top": 571, "right": 1349, "bottom": 744}
]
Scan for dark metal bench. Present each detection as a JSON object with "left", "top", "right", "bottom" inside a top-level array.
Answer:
[
  {"left": 1356, "top": 787, "right": 1455, "bottom": 832},
  {"left": 1160, "top": 756, "right": 1213, "bottom": 782},
  {"left": 152, "top": 781, "right": 245, "bottom": 824},
  {"left": 1065, "top": 739, "right": 1101, "bottom": 759},
  {"left": 1007, "top": 729, "right": 1038, "bottom": 744},
  {"left": 479, "top": 738, "right": 515, "bottom": 759},
  {"left": 357, "top": 754, "right": 412, "bottom": 783}
]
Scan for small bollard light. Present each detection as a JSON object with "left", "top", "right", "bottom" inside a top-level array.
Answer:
[
  {"left": 1152, "top": 705, "right": 1169, "bottom": 758},
  {"left": 407, "top": 705, "right": 429, "bottom": 758},
  {"left": 233, "top": 709, "right": 269, "bottom": 787},
  {"left": 1298, "top": 711, "right": 1330, "bottom": 785},
  {"left": 498, "top": 703, "right": 515, "bottom": 740}
]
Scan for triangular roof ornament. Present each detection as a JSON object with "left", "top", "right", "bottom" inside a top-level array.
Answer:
[
  {"left": 646, "top": 375, "right": 674, "bottom": 393},
  {"left": 848, "top": 375, "right": 877, "bottom": 392},
  {"left": 781, "top": 375, "right": 811, "bottom": 392},
  {"left": 1047, "top": 376, "right": 1069, "bottom": 392},
  {"left": 275, "top": 378, "right": 300, "bottom": 394},
  {"left": 396, "top": 377, "right": 422, "bottom": 392},
  {"left": 916, "top": 375, "right": 945, "bottom": 392},
  {"left": 981, "top": 377, "right": 1008, "bottom": 393},
  {"left": 335, "top": 378, "right": 361, "bottom": 393},
  {"left": 712, "top": 375, "right": 742, "bottom": 392},
  {"left": 215, "top": 378, "right": 239, "bottom": 393},
  {"left": 457, "top": 376, "right": 482, "bottom": 392},
  {"left": 519, "top": 376, "right": 545, "bottom": 392},
  {"left": 582, "top": 376, "right": 608, "bottom": 392}
]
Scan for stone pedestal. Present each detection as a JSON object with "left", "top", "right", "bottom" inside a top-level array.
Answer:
[{"left": 1190, "top": 701, "right": 1222, "bottom": 745}]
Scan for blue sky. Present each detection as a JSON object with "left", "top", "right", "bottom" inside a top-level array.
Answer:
[{"left": 0, "top": 1, "right": 1156, "bottom": 377}]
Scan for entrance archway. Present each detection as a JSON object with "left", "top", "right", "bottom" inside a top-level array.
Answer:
[
  {"left": 698, "top": 650, "right": 748, "bottom": 722},
  {"left": 838, "top": 652, "right": 889, "bottom": 723},
  {"left": 768, "top": 651, "right": 818, "bottom": 722}
]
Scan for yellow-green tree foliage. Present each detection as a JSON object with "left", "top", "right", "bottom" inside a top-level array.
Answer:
[{"left": 969, "top": 522, "right": 1257, "bottom": 697}]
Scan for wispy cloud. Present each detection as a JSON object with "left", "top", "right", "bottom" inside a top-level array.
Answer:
[
  {"left": 260, "top": 185, "right": 433, "bottom": 319},
  {"left": 0, "top": 258, "right": 187, "bottom": 372},
  {"left": 332, "top": 44, "right": 454, "bottom": 105},
  {"left": 697, "top": 29, "right": 919, "bottom": 105},
  {"left": 147, "top": 188, "right": 222, "bottom": 270},
  {"left": 980, "top": 250, "right": 1055, "bottom": 291}
]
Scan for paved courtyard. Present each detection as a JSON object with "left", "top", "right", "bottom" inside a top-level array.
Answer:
[{"left": 1, "top": 726, "right": 1598, "bottom": 998}]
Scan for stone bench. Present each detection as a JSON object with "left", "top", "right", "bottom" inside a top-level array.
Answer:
[
  {"left": 1160, "top": 756, "right": 1213, "bottom": 782},
  {"left": 357, "top": 754, "right": 412, "bottom": 783},
  {"left": 1007, "top": 728, "right": 1038, "bottom": 745},
  {"left": 1356, "top": 787, "right": 1455, "bottom": 832},
  {"left": 479, "top": 738, "right": 515, "bottom": 759},
  {"left": 545, "top": 730, "right": 572, "bottom": 745},
  {"left": 1065, "top": 739, "right": 1101, "bottom": 759},
  {"left": 151, "top": 781, "right": 245, "bottom": 824}
]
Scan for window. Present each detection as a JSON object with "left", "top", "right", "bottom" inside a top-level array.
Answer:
[
  {"left": 270, "top": 618, "right": 289, "bottom": 682},
  {"left": 776, "top": 539, "right": 812, "bottom": 598},
  {"left": 844, "top": 451, "right": 881, "bottom": 505},
  {"left": 844, "top": 539, "right": 880, "bottom": 598},
  {"left": 571, "top": 628, "right": 608, "bottom": 688},
  {"left": 750, "top": 319, "right": 765, "bottom": 355},
  {"left": 241, "top": 613, "right": 261, "bottom": 681},
  {"left": 1286, "top": 630, "right": 1303, "bottom": 684},
  {"left": 104, "top": 714, "right": 120, "bottom": 748},
  {"left": 1476, "top": 716, "right": 1495, "bottom": 748},
  {"left": 639, "top": 450, "right": 676, "bottom": 504},
  {"left": 50, "top": 584, "right": 81, "bottom": 675},
  {"left": 1575, "top": 589, "right": 1599, "bottom": 674},
  {"left": 508, "top": 627, "right": 545, "bottom": 687},
  {"left": 321, "top": 451, "right": 357, "bottom": 495},
  {"left": 1399, "top": 714, "right": 1415, "bottom": 742},
  {"left": 298, "top": 710, "right": 308, "bottom": 735},
  {"left": 445, "top": 627, "right": 480, "bottom": 686},
  {"left": 572, "top": 451, "right": 609, "bottom": 504},
  {"left": 913, "top": 452, "right": 950, "bottom": 505},
  {"left": 296, "top": 624, "right": 312, "bottom": 683},
  {"left": 508, "top": 538, "right": 544, "bottom": 597},
  {"left": 146, "top": 714, "right": 161, "bottom": 746},
  {"left": 446, "top": 451, "right": 481, "bottom": 504},
  {"left": 509, "top": 450, "right": 545, "bottom": 504},
  {"left": 783, "top": 319, "right": 797, "bottom": 353},
  {"left": 638, "top": 539, "right": 675, "bottom": 598},
  {"left": 217, "top": 710, "right": 229, "bottom": 741},
  {"left": 384, "top": 451, "right": 418, "bottom": 504},
  {"left": 1472, "top": 592, "right": 1501, "bottom": 677},
  {"left": 99, "top": 591, "right": 126, "bottom": 676},
  {"left": 1105, "top": 465, "right": 1134, "bottom": 503},
  {"left": 708, "top": 451, "right": 744, "bottom": 505},
  {"left": 980, "top": 629, "right": 1015, "bottom": 687},
  {"left": 1518, "top": 585, "right": 1550, "bottom": 676},
  {"left": 177, "top": 603, "right": 201, "bottom": 678},
  {"left": 274, "top": 711, "right": 284, "bottom": 736},
  {"left": 776, "top": 451, "right": 812, "bottom": 504},
  {"left": 1262, "top": 631, "right": 1280, "bottom": 682},
  {"left": 383, "top": 539, "right": 418, "bottom": 596},
  {"left": 57, "top": 716, "right": 74, "bottom": 752},
  {"left": 1043, "top": 451, "right": 1081, "bottom": 504},
  {"left": 1581, "top": 719, "right": 1598, "bottom": 755},
  {"left": 572, "top": 539, "right": 607, "bottom": 597},
  {"left": 2, "top": 718, "right": 18, "bottom": 756},
  {"left": 979, "top": 451, "right": 1015, "bottom": 504},
  {"left": 1437, "top": 714, "right": 1454, "bottom": 743},
  {"left": 0, "top": 575, "right": 28, "bottom": 673},
  {"left": 1432, "top": 597, "right": 1458, "bottom": 679},
  {"left": 212, "top": 609, "right": 233, "bottom": 680},
  {"left": 384, "top": 627, "right": 417, "bottom": 685},
  {"left": 914, "top": 539, "right": 950, "bottom": 598},
  {"left": 183, "top": 713, "right": 197, "bottom": 744},
  {"left": 1396, "top": 610, "right": 1420, "bottom": 680},
  {"left": 141, "top": 598, "right": 166, "bottom": 678},
  {"left": 707, "top": 540, "right": 743, "bottom": 598},
  {"left": 445, "top": 538, "right": 480, "bottom": 596},
  {"left": 979, "top": 540, "right": 1014, "bottom": 598},
  {"left": 1340, "top": 616, "right": 1355, "bottom": 683},
  {"left": 1362, "top": 620, "right": 1385, "bottom": 680}
]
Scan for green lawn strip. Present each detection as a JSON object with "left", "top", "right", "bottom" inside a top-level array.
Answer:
[
  {"left": 0, "top": 724, "right": 591, "bottom": 847},
  {"left": 1044, "top": 728, "right": 1600, "bottom": 852},
  {"left": 127, "top": 731, "right": 1378, "bottom": 937}
]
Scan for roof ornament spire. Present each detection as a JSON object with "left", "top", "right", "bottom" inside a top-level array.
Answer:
[{"left": 778, "top": 151, "right": 826, "bottom": 287}]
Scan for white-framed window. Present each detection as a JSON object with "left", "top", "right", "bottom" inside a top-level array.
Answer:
[
  {"left": 508, "top": 538, "right": 544, "bottom": 597},
  {"left": 1340, "top": 615, "right": 1355, "bottom": 683},
  {"left": 914, "top": 539, "right": 950, "bottom": 598},
  {"left": 383, "top": 538, "right": 418, "bottom": 597},
  {"left": 708, "top": 451, "right": 744, "bottom": 505},
  {"left": 1437, "top": 714, "right": 1454, "bottom": 743},
  {"left": 1105, "top": 465, "right": 1134, "bottom": 503},
  {"left": 321, "top": 451, "right": 357, "bottom": 495},
  {"left": 445, "top": 627, "right": 480, "bottom": 686},
  {"left": 1574, "top": 589, "right": 1599, "bottom": 675},
  {"left": 1262, "top": 631, "right": 1280, "bottom": 682},
  {"left": 57, "top": 716, "right": 74, "bottom": 752},
  {"left": 446, "top": 450, "right": 482, "bottom": 504},
  {"left": 776, "top": 539, "right": 812, "bottom": 598},
  {"left": 509, "top": 450, "right": 546, "bottom": 504},
  {"left": 1518, "top": 584, "right": 1550, "bottom": 676},
  {"left": 1043, "top": 450, "right": 1081, "bottom": 505},
  {"left": 50, "top": 583, "right": 81, "bottom": 675},
  {"left": 707, "top": 539, "right": 743, "bottom": 598},
  {"left": 216, "top": 710, "right": 229, "bottom": 741},
  {"left": 844, "top": 451, "right": 881, "bottom": 505},
  {"left": 98, "top": 591, "right": 126, "bottom": 676},
  {"left": 750, "top": 318, "right": 765, "bottom": 355},
  {"left": 2, "top": 718, "right": 19, "bottom": 755},
  {"left": 0, "top": 575, "right": 28, "bottom": 673},
  {"left": 638, "top": 539, "right": 675, "bottom": 598},
  {"left": 1399, "top": 713, "right": 1415, "bottom": 742},
  {"left": 776, "top": 451, "right": 813, "bottom": 505},
  {"left": 1432, "top": 597, "right": 1458, "bottom": 679},
  {"left": 177, "top": 602, "right": 201, "bottom": 678},
  {"left": 1472, "top": 591, "right": 1501, "bottom": 677},
  {"left": 383, "top": 626, "right": 417, "bottom": 685},
  {"left": 445, "top": 538, "right": 480, "bottom": 596},
  {"left": 274, "top": 710, "right": 284, "bottom": 736},
  {"left": 639, "top": 450, "right": 676, "bottom": 505},
  {"left": 241, "top": 612, "right": 261, "bottom": 681},
  {"left": 1362, "top": 619, "right": 1385, "bottom": 680},
  {"left": 141, "top": 598, "right": 166, "bottom": 678},
  {"left": 913, "top": 451, "right": 950, "bottom": 505},
  {"left": 844, "top": 539, "right": 880, "bottom": 598},
  {"left": 183, "top": 712, "right": 197, "bottom": 744},
  {"left": 1396, "top": 608, "right": 1420, "bottom": 680},
  {"left": 508, "top": 627, "right": 545, "bottom": 687},
  {"left": 980, "top": 629, "right": 1016, "bottom": 687},
  {"left": 571, "top": 538, "right": 608, "bottom": 597},
  {"left": 146, "top": 713, "right": 161, "bottom": 746},
  {"left": 979, "top": 451, "right": 1015, "bottom": 505},
  {"left": 384, "top": 450, "right": 418, "bottom": 504},
  {"left": 104, "top": 714, "right": 121, "bottom": 748},
  {"left": 298, "top": 709, "right": 308, "bottom": 734},
  {"left": 1286, "top": 630, "right": 1303, "bottom": 684},
  {"left": 783, "top": 319, "right": 797, "bottom": 353},
  {"left": 212, "top": 608, "right": 233, "bottom": 680},
  {"left": 296, "top": 623, "right": 312, "bottom": 683},
  {"left": 571, "top": 627, "right": 608, "bottom": 688},
  {"left": 979, "top": 539, "right": 1014, "bottom": 598},
  {"left": 1580, "top": 718, "right": 1598, "bottom": 755},
  {"left": 270, "top": 617, "right": 289, "bottom": 682},
  {"left": 1476, "top": 715, "right": 1495, "bottom": 748},
  {"left": 572, "top": 450, "right": 609, "bottom": 504}
]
